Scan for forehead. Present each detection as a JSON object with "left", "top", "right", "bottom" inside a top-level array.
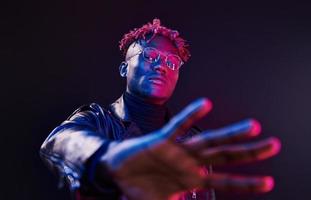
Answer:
[
  {"left": 144, "top": 35, "right": 178, "bottom": 54},
  {"left": 126, "top": 35, "right": 178, "bottom": 58}
]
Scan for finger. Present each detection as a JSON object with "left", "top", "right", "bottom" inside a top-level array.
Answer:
[
  {"left": 204, "top": 173, "right": 275, "bottom": 193},
  {"left": 162, "top": 98, "right": 212, "bottom": 140},
  {"left": 183, "top": 118, "right": 261, "bottom": 151},
  {"left": 199, "top": 137, "right": 281, "bottom": 166}
]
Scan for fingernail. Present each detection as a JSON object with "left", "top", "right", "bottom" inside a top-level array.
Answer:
[
  {"left": 261, "top": 176, "right": 275, "bottom": 192},
  {"left": 197, "top": 97, "right": 213, "bottom": 112},
  {"left": 270, "top": 137, "right": 282, "bottom": 155},
  {"left": 249, "top": 119, "right": 262, "bottom": 136}
]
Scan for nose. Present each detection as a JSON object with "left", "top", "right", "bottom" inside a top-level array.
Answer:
[
  {"left": 153, "top": 64, "right": 166, "bottom": 74},
  {"left": 152, "top": 57, "right": 167, "bottom": 74}
]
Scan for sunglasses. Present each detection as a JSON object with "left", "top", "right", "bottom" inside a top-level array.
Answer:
[{"left": 126, "top": 47, "right": 184, "bottom": 71}]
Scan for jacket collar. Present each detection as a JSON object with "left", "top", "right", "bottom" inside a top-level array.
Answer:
[{"left": 108, "top": 95, "right": 131, "bottom": 122}]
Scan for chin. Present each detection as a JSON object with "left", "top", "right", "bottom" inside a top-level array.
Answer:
[
  {"left": 148, "top": 92, "right": 172, "bottom": 104},
  {"left": 133, "top": 87, "right": 172, "bottom": 104}
]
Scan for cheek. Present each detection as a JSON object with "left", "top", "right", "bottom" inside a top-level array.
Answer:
[
  {"left": 169, "top": 72, "right": 179, "bottom": 88},
  {"left": 127, "top": 63, "right": 148, "bottom": 85}
]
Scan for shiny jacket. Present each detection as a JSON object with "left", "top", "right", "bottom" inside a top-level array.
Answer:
[{"left": 40, "top": 96, "right": 212, "bottom": 199}]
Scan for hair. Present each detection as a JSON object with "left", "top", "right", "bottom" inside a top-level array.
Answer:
[{"left": 119, "top": 19, "right": 191, "bottom": 62}]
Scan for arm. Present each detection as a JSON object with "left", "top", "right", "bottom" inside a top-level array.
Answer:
[{"left": 40, "top": 103, "right": 117, "bottom": 198}]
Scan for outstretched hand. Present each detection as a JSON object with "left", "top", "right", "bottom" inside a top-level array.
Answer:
[{"left": 100, "top": 98, "right": 281, "bottom": 200}]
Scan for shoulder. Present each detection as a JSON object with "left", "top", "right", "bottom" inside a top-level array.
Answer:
[
  {"left": 68, "top": 103, "right": 107, "bottom": 119},
  {"left": 63, "top": 103, "right": 113, "bottom": 132}
]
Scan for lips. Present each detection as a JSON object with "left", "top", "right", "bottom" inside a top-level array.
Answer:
[{"left": 148, "top": 76, "right": 167, "bottom": 85}]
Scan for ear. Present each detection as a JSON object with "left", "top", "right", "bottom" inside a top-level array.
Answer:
[{"left": 119, "top": 61, "right": 128, "bottom": 77}]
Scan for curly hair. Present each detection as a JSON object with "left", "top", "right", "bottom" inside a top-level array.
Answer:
[{"left": 119, "top": 19, "right": 191, "bottom": 62}]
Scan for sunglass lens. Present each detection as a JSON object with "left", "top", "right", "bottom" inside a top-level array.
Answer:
[
  {"left": 143, "top": 48, "right": 159, "bottom": 63},
  {"left": 166, "top": 55, "right": 182, "bottom": 70}
]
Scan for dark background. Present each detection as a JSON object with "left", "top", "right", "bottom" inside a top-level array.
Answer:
[{"left": 2, "top": 1, "right": 311, "bottom": 199}]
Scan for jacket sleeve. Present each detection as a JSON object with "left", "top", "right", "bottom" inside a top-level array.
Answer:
[{"left": 39, "top": 103, "right": 117, "bottom": 197}]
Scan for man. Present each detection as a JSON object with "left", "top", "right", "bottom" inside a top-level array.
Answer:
[{"left": 40, "top": 19, "right": 281, "bottom": 200}]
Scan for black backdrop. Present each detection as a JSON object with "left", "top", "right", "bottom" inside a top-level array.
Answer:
[{"left": 2, "top": 1, "right": 311, "bottom": 199}]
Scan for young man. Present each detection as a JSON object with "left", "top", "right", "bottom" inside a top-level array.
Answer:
[{"left": 40, "top": 19, "right": 281, "bottom": 200}]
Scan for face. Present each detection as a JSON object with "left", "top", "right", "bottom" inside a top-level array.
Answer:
[{"left": 123, "top": 35, "right": 181, "bottom": 105}]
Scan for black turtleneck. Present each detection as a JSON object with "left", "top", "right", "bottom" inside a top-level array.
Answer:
[{"left": 123, "top": 92, "right": 168, "bottom": 134}]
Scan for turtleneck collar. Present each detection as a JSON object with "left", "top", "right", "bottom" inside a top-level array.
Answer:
[
  {"left": 108, "top": 91, "right": 172, "bottom": 135},
  {"left": 123, "top": 91, "right": 168, "bottom": 134}
]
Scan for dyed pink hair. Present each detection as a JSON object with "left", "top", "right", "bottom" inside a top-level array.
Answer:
[{"left": 119, "top": 19, "right": 191, "bottom": 62}]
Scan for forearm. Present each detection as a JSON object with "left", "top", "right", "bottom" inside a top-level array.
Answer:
[
  {"left": 40, "top": 103, "right": 121, "bottom": 198},
  {"left": 40, "top": 125, "right": 106, "bottom": 188}
]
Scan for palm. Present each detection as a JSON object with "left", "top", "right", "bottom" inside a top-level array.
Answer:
[
  {"left": 101, "top": 98, "right": 281, "bottom": 200},
  {"left": 112, "top": 141, "right": 202, "bottom": 200}
]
